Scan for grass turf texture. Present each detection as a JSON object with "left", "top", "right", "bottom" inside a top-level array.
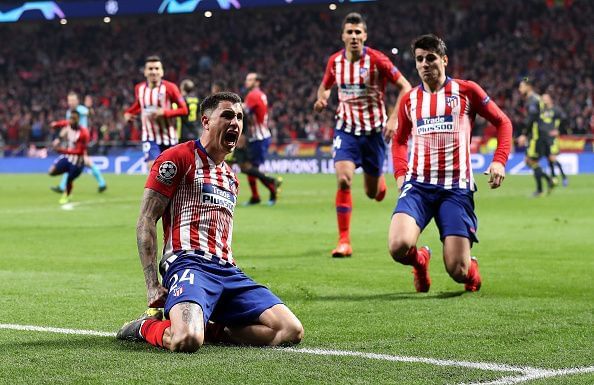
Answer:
[{"left": 0, "top": 173, "right": 592, "bottom": 385}]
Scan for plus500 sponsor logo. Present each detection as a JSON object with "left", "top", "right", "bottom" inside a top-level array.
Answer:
[{"left": 416, "top": 115, "right": 454, "bottom": 135}]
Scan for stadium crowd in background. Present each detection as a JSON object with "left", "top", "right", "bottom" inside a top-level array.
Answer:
[{"left": 0, "top": 0, "right": 592, "bottom": 154}]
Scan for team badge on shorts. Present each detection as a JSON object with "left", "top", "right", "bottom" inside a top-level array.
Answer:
[
  {"left": 157, "top": 161, "right": 177, "bottom": 185},
  {"left": 172, "top": 286, "right": 184, "bottom": 297}
]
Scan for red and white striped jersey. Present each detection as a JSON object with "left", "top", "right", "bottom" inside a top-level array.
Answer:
[
  {"left": 244, "top": 87, "right": 271, "bottom": 141},
  {"left": 145, "top": 140, "right": 239, "bottom": 265},
  {"left": 392, "top": 78, "right": 512, "bottom": 190},
  {"left": 322, "top": 46, "right": 402, "bottom": 135},
  {"left": 54, "top": 121, "right": 89, "bottom": 167},
  {"left": 126, "top": 80, "right": 188, "bottom": 146}
]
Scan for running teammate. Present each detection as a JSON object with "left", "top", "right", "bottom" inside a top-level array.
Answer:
[
  {"left": 48, "top": 110, "right": 90, "bottom": 204},
  {"left": 314, "top": 12, "right": 411, "bottom": 257},
  {"left": 116, "top": 92, "right": 303, "bottom": 352},
  {"left": 124, "top": 56, "right": 188, "bottom": 170},
  {"left": 390, "top": 34, "right": 512, "bottom": 292},
  {"left": 51, "top": 92, "right": 106, "bottom": 193},
  {"left": 239, "top": 72, "right": 281, "bottom": 205}
]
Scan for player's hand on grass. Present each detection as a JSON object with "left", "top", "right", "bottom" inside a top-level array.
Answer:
[
  {"left": 147, "top": 284, "right": 168, "bottom": 308},
  {"left": 313, "top": 99, "right": 327, "bottom": 113},
  {"left": 484, "top": 161, "right": 505, "bottom": 189}
]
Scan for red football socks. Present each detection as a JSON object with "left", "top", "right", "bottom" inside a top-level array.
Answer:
[
  {"left": 247, "top": 175, "right": 259, "bottom": 199},
  {"left": 398, "top": 246, "right": 424, "bottom": 266},
  {"left": 336, "top": 189, "right": 352, "bottom": 243},
  {"left": 141, "top": 319, "right": 171, "bottom": 348},
  {"left": 375, "top": 175, "right": 387, "bottom": 202}
]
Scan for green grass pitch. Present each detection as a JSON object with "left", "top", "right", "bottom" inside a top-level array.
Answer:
[{"left": 0, "top": 173, "right": 592, "bottom": 384}]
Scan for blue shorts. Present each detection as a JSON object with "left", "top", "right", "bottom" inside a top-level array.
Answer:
[
  {"left": 162, "top": 254, "right": 283, "bottom": 326},
  {"left": 248, "top": 138, "right": 270, "bottom": 167},
  {"left": 52, "top": 157, "right": 83, "bottom": 181},
  {"left": 143, "top": 141, "right": 170, "bottom": 162},
  {"left": 332, "top": 130, "right": 386, "bottom": 177},
  {"left": 393, "top": 180, "right": 479, "bottom": 244}
]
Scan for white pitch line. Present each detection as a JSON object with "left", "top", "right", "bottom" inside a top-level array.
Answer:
[
  {"left": 1, "top": 323, "right": 592, "bottom": 385},
  {"left": 281, "top": 347, "right": 533, "bottom": 373},
  {"left": 0, "top": 323, "right": 115, "bottom": 337}
]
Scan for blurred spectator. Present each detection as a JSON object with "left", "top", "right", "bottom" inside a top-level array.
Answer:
[{"left": 0, "top": 0, "right": 592, "bottom": 153}]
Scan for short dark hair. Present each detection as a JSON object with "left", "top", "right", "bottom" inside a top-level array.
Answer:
[
  {"left": 342, "top": 12, "right": 366, "bottom": 32},
  {"left": 411, "top": 34, "right": 447, "bottom": 57},
  {"left": 249, "top": 72, "right": 264, "bottom": 84},
  {"left": 70, "top": 109, "right": 80, "bottom": 117},
  {"left": 211, "top": 80, "right": 227, "bottom": 91},
  {"left": 180, "top": 79, "right": 195, "bottom": 94},
  {"left": 145, "top": 55, "right": 162, "bottom": 64},
  {"left": 520, "top": 76, "right": 533, "bottom": 86},
  {"left": 200, "top": 92, "right": 242, "bottom": 116}
]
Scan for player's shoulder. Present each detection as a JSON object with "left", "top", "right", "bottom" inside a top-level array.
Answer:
[
  {"left": 327, "top": 50, "right": 343, "bottom": 62},
  {"left": 452, "top": 78, "right": 481, "bottom": 91},
  {"left": 365, "top": 46, "right": 389, "bottom": 59},
  {"left": 403, "top": 85, "right": 420, "bottom": 101},
  {"left": 162, "top": 80, "right": 181, "bottom": 91},
  {"left": 161, "top": 141, "right": 196, "bottom": 163}
]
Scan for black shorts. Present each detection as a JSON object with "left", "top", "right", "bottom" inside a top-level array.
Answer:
[{"left": 527, "top": 138, "right": 550, "bottom": 159}]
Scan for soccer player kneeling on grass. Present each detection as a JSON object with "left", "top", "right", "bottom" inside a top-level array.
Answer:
[
  {"left": 117, "top": 92, "right": 303, "bottom": 352},
  {"left": 389, "top": 35, "right": 512, "bottom": 293}
]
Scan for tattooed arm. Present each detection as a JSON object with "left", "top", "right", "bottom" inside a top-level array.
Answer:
[{"left": 137, "top": 188, "right": 170, "bottom": 307}]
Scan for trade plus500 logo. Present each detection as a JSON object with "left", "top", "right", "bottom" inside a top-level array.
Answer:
[{"left": 416, "top": 115, "right": 454, "bottom": 135}]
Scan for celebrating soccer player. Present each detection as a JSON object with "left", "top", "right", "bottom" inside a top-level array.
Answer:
[
  {"left": 116, "top": 92, "right": 303, "bottom": 352},
  {"left": 389, "top": 34, "right": 512, "bottom": 292},
  {"left": 124, "top": 56, "right": 188, "bottom": 170},
  {"left": 314, "top": 12, "right": 411, "bottom": 258},
  {"left": 48, "top": 110, "right": 90, "bottom": 204}
]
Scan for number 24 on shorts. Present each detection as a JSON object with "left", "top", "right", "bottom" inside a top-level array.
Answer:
[{"left": 169, "top": 269, "right": 195, "bottom": 291}]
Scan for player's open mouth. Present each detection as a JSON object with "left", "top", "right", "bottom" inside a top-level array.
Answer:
[{"left": 224, "top": 131, "right": 239, "bottom": 145}]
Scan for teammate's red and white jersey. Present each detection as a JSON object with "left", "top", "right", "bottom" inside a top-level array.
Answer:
[
  {"left": 392, "top": 78, "right": 512, "bottom": 190},
  {"left": 322, "top": 46, "right": 402, "bottom": 135},
  {"left": 126, "top": 80, "right": 187, "bottom": 146},
  {"left": 54, "top": 121, "right": 89, "bottom": 167},
  {"left": 244, "top": 87, "right": 271, "bottom": 141},
  {"left": 145, "top": 140, "right": 239, "bottom": 265}
]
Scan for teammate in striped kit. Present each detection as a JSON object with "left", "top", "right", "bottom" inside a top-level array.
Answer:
[
  {"left": 238, "top": 72, "right": 281, "bottom": 205},
  {"left": 389, "top": 34, "right": 512, "bottom": 292},
  {"left": 48, "top": 110, "right": 90, "bottom": 204},
  {"left": 51, "top": 92, "right": 107, "bottom": 194},
  {"left": 314, "top": 12, "right": 411, "bottom": 258},
  {"left": 117, "top": 92, "right": 303, "bottom": 352},
  {"left": 124, "top": 56, "right": 188, "bottom": 170}
]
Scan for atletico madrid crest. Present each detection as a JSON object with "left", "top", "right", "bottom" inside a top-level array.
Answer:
[{"left": 446, "top": 95, "right": 459, "bottom": 108}]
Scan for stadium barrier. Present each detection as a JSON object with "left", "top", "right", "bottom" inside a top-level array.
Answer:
[{"left": 1, "top": 152, "right": 593, "bottom": 174}]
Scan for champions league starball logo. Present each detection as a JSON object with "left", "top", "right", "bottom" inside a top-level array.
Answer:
[{"left": 157, "top": 161, "right": 177, "bottom": 184}]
